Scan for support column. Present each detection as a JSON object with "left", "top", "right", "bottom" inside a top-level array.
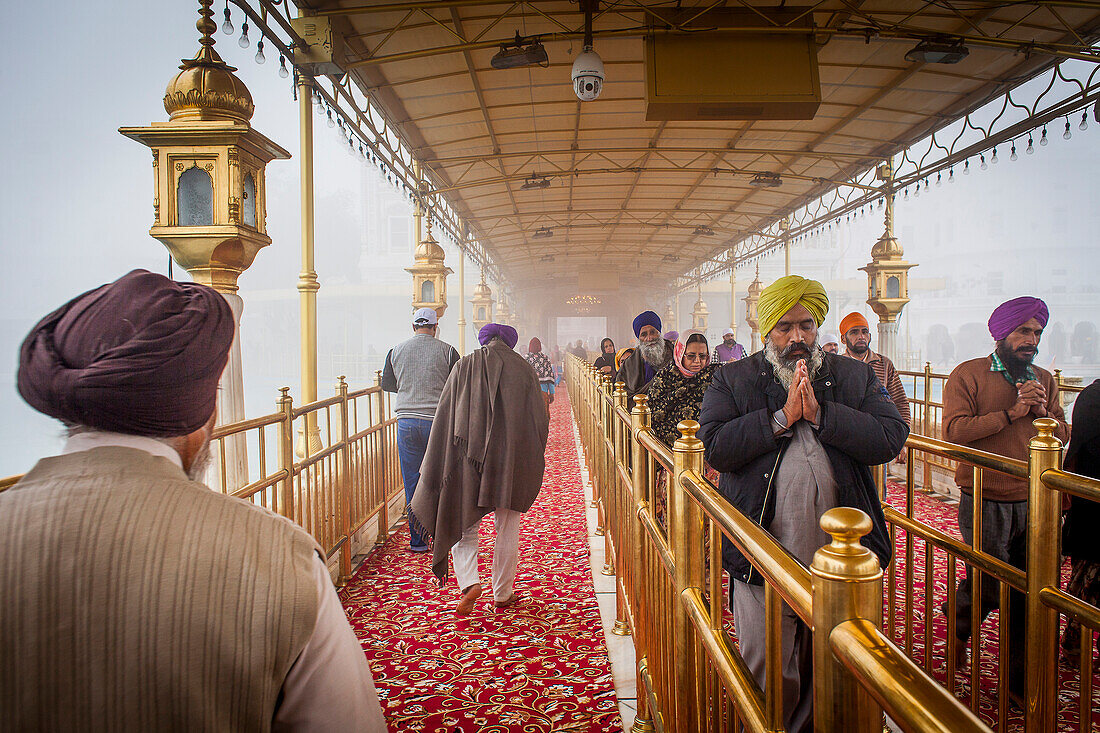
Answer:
[
  {"left": 729, "top": 260, "right": 737, "bottom": 336},
  {"left": 297, "top": 74, "right": 321, "bottom": 456},
  {"left": 457, "top": 244, "right": 467, "bottom": 354},
  {"left": 211, "top": 292, "right": 249, "bottom": 488}
]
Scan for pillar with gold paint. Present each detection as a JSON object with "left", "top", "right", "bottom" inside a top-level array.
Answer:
[
  {"left": 120, "top": 0, "right": 290, "bottom": 487},
  {"left": 861, "top": 160, "right": 915, "bottom": 364},
  {"left": 470, "top": 270, "right": 493, "bottom": 335},
  {"left": 690, "top": 283, "right": 709, "bottom": 332},
  {"left": 743, "top": 264, "right": 763, "bottom": 352}
]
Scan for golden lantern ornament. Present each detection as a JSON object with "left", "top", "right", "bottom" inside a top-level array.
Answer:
[
  {"left": 405, "top": 212, "right": 452, "bottom": 318},
  {"left": 119, "top": 0, "right": 289, "bottom": 293},
  {"left": 860, "top": 161, "right": 915, "bottom": 362},
  {"left": 743, "top": 264, "right": 764, "bottom": 352},
  {"left": 470, "top": 270, "right": 494, "bottom": 333},
  {"left": 691, "top": 284, "right": 709, "bottom": 331}
]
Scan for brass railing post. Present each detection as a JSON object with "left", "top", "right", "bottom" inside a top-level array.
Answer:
[
  {"left": 276, "top": 387, "right": 296, "bottom": 522},
  {"left": 612, "top": 382, "right": 631, "bottom": 636},
  {"left": 1026, "top": 417, "right": 1062, "bottom": 730},
  {"left": 812, "top": 507, "right": 883, "bottom": 732},
  {"left": 373, "top": 369, "right": 389, "bottom": 547},
  {"left": 671, "top": 419, "right": 705, "bottom": 731},
  {"left": 336, "top": 376, "right": 352, "bottom": 585},
  {"left": 922, "top": 362, "right": 933, "bottom": 490},
  {"left": 630, "top": 394, "right": 656, "bottom": 733},
  {"left": 593, "top": 373, "right": 607, "bottom": 535}
]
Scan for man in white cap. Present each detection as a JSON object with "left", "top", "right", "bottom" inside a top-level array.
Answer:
[
  {"left": 712, "top": 328, "right": 746, "bottom": 364},
  {"left": 382, "top": 307, "right": 460, "bottom": 552},
  {"left": 820, "top": 333, "right": 840, "bottom": 354}
]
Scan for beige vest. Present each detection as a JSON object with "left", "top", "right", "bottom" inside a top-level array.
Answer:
[{"left": 0, "top": 447, "right": 320, "bottom": 732}]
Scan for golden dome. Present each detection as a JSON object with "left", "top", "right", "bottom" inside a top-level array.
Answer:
[
  {"left": 473, "top": 280, "right": 493, "bottom": 300},
  {"left": 415, "top": 235, "right": 446, "bottom": 263},
  {"left": 163, "top": 4, "right": 254, "bottom": 123},
  {"left": 870, "top": 233, "right": 903, "bottom": 260}
]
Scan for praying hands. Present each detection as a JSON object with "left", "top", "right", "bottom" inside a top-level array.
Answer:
[{"left": 782, "top": 359, "right": 820, "bottom": 427}]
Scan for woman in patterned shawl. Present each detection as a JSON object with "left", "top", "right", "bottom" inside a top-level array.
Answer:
[
  {"left": 647, "top": 329, "right": 716, "bottom": 447},
  {"left": 525, "top": 337, "right": 556, "bottom": 415}
]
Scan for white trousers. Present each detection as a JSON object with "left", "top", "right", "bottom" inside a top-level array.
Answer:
[{"left": 450, "top": 508, "right": 522, "bottom": 602}]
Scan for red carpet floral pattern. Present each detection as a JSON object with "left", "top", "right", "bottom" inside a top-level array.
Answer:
[
  {"left": 882, "top": 483, "right": 1098, "bottom": 731},
  {"left": 341, "top": 386, "right": 622, "bottom": 732}
]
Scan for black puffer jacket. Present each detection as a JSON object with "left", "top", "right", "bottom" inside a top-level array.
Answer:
[{"left": 698, "top": 350, "right": 908, "bottom": 585}]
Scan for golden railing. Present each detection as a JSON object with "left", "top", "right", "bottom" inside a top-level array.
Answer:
[
  {"left": 0, "top": 372, "right": 403, "bottom": 586},
  {"left": 568, "top": 355, "right": 990, "bottom": 732},
  {"left": 567, "top": 352, "right": 1100, "bottom": 726},
  {"left": 897, "top": 363, "right": 1086, "bottom": 493}
]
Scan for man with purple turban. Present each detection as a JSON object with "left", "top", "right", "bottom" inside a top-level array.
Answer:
[
  {"left": 616, "top": 309, "right": 674, "bottom": 406},
  {"left": 942, "top": 295, "right": 1068, "bottom": 705},
  {"left": 1, "top": 270, "right": 385, "bottom": 731},
  {"left": 699, "top": 275, "right": 906, "bottom": 733},
  {"left": 412, "top": 323, "right": 549, "bottom": 616}
]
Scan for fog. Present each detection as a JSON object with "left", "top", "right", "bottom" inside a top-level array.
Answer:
[{"left": 0, "top": 1, "right": 1097, "bottom": 475}]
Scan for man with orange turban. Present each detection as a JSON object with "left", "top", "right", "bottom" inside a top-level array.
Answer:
[
  {"left": 839, "top": 311, "right": 910, "bottom": 463},
  {"left": 699, "top": 275, "right": 907, "bottom": 733}
]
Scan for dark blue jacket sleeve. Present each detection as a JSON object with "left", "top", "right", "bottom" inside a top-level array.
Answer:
[
  {"left": 698, "top": 369, "right": 781, "bottom": 473},
  {"left": 816, "top": 368, "right": 908, "bottom": 465}
]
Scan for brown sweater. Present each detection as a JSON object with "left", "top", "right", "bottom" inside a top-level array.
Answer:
[
  {"left": 943, "top": 356, "right": 1069, "bottom": 501},
  {"left": 0, "top": 447, "right": 321, "bottom": 732}
]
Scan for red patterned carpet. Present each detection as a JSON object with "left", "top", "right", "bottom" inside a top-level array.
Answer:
[
  {"left": 340, "top": 385, "right": 623, "bottom": 732},
  {"left": 883, "top": 483, "right": 1098, "bottom": 731}
]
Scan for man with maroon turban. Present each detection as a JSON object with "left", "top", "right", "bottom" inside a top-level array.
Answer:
[
  {"left": 1, "top": 270, "right": 385, "bottom": 731},
  {"left": 941, "top": 295, "right": 1068, "bottom": 705},
  {"left": 412, "top": 323, "right": 549, "bottom": 616}
]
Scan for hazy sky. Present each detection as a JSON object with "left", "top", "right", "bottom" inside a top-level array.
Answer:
[{"left": 1, "top": 1, "right": 1097, "bottom": 475}]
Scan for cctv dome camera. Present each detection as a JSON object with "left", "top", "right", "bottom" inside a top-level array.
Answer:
[{"left": 571, "top": 47, "right": 604, "bottom": 102}]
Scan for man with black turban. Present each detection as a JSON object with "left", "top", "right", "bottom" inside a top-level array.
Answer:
[
  {"left": 942, "top": 296, "right": 1067, "bottom": 703},
  {"left": 616, "top": 309, "right": 674, "bottom": 407},
  {"left": 412, "top": 322, "right": 550, "bottom": 616},
  {"left": 1, "top": 270, "right": 385, "bottom": 731},
  {"left": 699, "top": 275, "right": 907, "bottom": 733}
]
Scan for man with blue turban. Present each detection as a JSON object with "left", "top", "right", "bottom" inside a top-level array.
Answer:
[
  {"left": 941, "top": 296, "right": 1067, "bottom": 704},
  {"left": 699, "top": 275, "right": 907, "bottom": 732},
  {"left": 412, "top": 323, "right": 549, "bottom": 616},
  {"left": 616, "top": 309, "right": 674, "bottom": 406}
]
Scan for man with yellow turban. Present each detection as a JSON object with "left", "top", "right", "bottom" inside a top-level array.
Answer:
[{"left": 699, "top": 275, "right": 907, "bottom": 733}]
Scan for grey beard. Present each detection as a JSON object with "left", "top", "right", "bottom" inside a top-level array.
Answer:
[
  {"left": 764, "top": 340, "right": 824, "bottom": 389},
  {"left": 638, "top": 339, "right": 669, "bottom": 368},
  {"left": 187, "top": 440, "right": 213, "bottom": 482}
]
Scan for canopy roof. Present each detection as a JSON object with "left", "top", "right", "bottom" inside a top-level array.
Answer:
[{"left": 295, "top": 0, "right": 1100, "bottom": 293}]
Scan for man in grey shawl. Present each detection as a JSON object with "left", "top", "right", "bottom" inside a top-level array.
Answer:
[{"left": 412, "top": 323, "right": 550, "bottom": 616}]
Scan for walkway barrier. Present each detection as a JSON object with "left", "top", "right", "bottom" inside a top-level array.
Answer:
[
  {"left": 0, "top": 372, "right": 403, "bottom": 586},
  {"left": 897, "top": 363, "right": 1085, "bottom": 494},
  {"left": 567, "top": 354, "right": 1099, "bottom": 732}
]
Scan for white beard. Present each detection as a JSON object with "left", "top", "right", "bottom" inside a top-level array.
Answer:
[
  {"left": 638, "top": 338, "right": 669, "bottom": 368},
  {"left": 764, "top": 340, "right": 824, "bottom": 389},
  {"left": 187, "top": 440, "right": 213, "bottom": 481}
]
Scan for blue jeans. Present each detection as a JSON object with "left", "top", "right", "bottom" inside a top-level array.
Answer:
[{"left": 397, "top": 417, "right": 433, "bottom": 548}]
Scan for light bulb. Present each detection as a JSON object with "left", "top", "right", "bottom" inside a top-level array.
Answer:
[
  {"left": 948, "top": 168, "right": 954, "bottom": 182},
  {"left": 913, "top": 183, "right": 920, "bottom": 197},
  {"left": 326, "top": 110, "right": 334, "bottom": 128},
  {"left": 979, "top": 154, "right": 987, "bottom": 170},
  {"left": 238, "top": 21, "right": 250, "bottom": 48},
  {"left": 1040, "top": 127, "right": 1048, "bottom": 146},
  {"left": 312, "top": 89, "right": 321, "bottom": 107},
  {"left": 936, "top": 173, "right": 942, "bottom": 187},
  {"left": 1010, "top": 145, "right": 1018, "bottom": 161},
  {"left": 963, "top": 160, "right": 970, "bottom": 174},
  {"left": 1063, "top": 121, "right": 1071, "bottom": 140},
  {"left": 254, "top": 40, "right": 266, "bottom": 64},
  {"left": 222, "top": 7, "right": 234, "bottom": 35},
  {"left": 1026, "top": 137, "right": 1034, "bottom": 154},
  {"left": 903, "top": 188, "right": 909, "bottom": 200},
  {"left": 1080, "top": 112, "right": 1089, "bottom": 131},
  {"left": 278, "top": 56, "right": 289, "bottom": 78},
  {"left": 991, "top": 148, "right": 998, "bottom": 164},
  {"left": 359, "top": 144, "right": 366, "bottom": 161}
]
